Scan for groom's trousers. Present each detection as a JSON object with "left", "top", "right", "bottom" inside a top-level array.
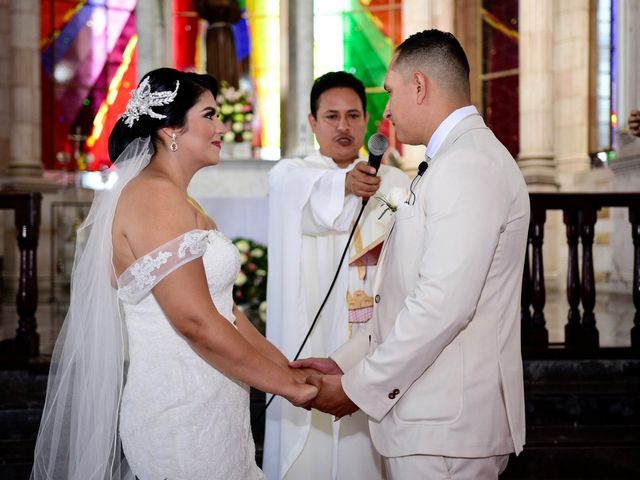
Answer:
[{"left": 384, "top": 453, "right": 509, "bottom": 480}]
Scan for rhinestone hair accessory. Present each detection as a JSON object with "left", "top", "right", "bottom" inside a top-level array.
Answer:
[{"left": 121, "top": 77, "right": 180, "bottom": 127}]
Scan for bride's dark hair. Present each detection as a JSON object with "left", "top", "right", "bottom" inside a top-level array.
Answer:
[{"left": 108, "top": 68, "right": 219, "bottom": 163}]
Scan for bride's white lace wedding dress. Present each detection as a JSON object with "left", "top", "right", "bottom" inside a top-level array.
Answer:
[{"left": 117, "top": 229, "right": 265, "bottom": 480}]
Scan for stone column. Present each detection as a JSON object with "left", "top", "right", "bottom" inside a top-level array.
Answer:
[
  {"left": 0, "top": 0, "right": 10, "bottom": 177},
  {"left": 518, "top": 0, "right": 562, "bottom": 298},
  {"left": 614, "top": 0, "right": 640, "bottom": 168},
  {"left": 280, "top": 0, "right": 314, "bottom": 158},
  {"left": 610, "top": 0, "right": 640, "bottom": 294},
  {"left": 136, "top": 0, "right": 173, "bottom": 80},
  {"left": 403, "top": 0, "right": 454, "bottom": 35},
  {"left": 401, "top": 0, "right": 455, "bottom": 173},
  {"left": 7, "top": 0, "right": 43, "bottom": 186},
  {"left": 518, "top": 0, "right": 557, "bottom": 190},
  {"left": 553, "top": 0, "right": 591, "bottom": 182}
]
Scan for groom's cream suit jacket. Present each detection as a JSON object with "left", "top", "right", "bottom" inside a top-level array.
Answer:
[{"left": 331, "top": 113, "right": 529, "bottom": 458}]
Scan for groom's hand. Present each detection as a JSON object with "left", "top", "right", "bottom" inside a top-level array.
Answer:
[
  {"left": 290, "top": 357, "right": 343, "bottom": 375},
  {"left": 306, "top": 374, "right": 358, "bottom": 419}
]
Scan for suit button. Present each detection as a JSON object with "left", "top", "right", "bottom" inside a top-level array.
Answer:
[
  {"left": 392, "top": 388, "right": 400, "bottom": 395},
  {"left": 388, "top": 392, "right": 396, "bottom": 399},
  {"left": 375, "top": 295, "right": 380, "bottom": 303}
]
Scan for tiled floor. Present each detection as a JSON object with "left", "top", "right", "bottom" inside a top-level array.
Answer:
[{"left": 0, "top": 288, "right": 635, "bottom": 356}]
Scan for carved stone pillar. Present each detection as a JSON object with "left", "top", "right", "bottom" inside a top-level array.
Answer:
[
  {"left": 280, "top": 0, "right": 314, "bottom": 158},
  {"left": 553, "top": 0, "right": 591, "bottom": 179},
  {"left": 0, "top": 1, "right": 10, "bottom": 177},
  {"left": 7, "top": 0, "right": 43, "bottom": 185},
  {"left": 614, "top": 0, "right": 640, "bottom": 168},
  {"left": 518, "top": 0, "right": 557, "bottom": 190},
  {"left": 611, "top": 0, "right": 640, "bottom": 296},
  {"left": 136, "top": 0, "right": 173, "bottom": 79},
  {"left": 400, "top": 0, "right": 455, "bottom": 173}
]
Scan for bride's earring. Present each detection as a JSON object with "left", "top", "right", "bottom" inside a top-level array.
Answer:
[{"left": 170, "top": 132, "right": 178, "bottom": 152}]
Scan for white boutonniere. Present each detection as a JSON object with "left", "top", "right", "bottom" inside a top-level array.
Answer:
[{"left": 375, "top": 187, "right": 410, "bottom": 219}]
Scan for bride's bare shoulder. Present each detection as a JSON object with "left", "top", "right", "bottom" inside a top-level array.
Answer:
[
  {"left": 114, "top": 175, "right": 197, "bottom": 244},
  {"left": 119, "top": 175, "right": 189, "bottom": 218},
  {"left": 112, "top": 175, "right": 201, "bottom": 273}
]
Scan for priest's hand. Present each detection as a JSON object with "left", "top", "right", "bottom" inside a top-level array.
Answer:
[
  {"left": 306, "top": 374, "right": 359, "bottom": 419},
  {"left": 345, "top": 161, "right": 381, "bottom": 200},
  {"left": 629, "top": 110, "right": 640, "bottom": 137},
  {"left": 290, "top": 357, "right": 343, "bottom": 375}
]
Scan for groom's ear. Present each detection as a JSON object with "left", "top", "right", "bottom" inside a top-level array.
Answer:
[{"left": 414, "top": 72, "right": 428, "bottom": 104}]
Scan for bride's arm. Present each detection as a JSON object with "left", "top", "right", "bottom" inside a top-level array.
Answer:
[
  {"left": 116, "top": 181, "right": 316, "bottom": 406},
  {"left": 233, "top": 305, "right": 288, "bottom": 366},
  {"left": 155, "top": 265, "right": 314, "bottom": 405},
  {"left": 233, "top": 306, "right": 320, "bottom": 382}
]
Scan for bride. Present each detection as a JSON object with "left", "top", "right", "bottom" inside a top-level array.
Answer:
[{"left": 31, "top": 68, "right": 317, "bottom": 479}]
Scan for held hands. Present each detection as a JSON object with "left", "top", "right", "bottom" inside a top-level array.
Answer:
[
  {"left": 306, "top": 374, "right": 359, "bottom": 419},
  {"left": 345, "top": 161, "right": 381, "bottom": 201},
  {"left": 290, "top": 358, "right": 358, "bottom": 418},
  {"left": 629, "top": 110, "right": 640, "bottom": 137},
  {"left": 290, "top": 357, "right": 343, "bottom": 375},
  {"left": 283, "top": 378, "right": 318, "bottom": 408},
  {"left": 288, "top": 365, "right": 321, "bottom": 384}
]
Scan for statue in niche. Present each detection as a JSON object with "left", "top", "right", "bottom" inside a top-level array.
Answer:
[{"left": 195, "top": 0, "right": 242, "bottom": 88}]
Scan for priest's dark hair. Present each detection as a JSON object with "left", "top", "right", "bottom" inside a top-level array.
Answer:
[
  {"left": 310, "top": 71, "right": 367, "bottom": 119},
  {"left": 393, "top": 29, "right": 470, "bottom": 101},
  {"left": 108, "top": 68, "right": 219, "bottom": 163}
]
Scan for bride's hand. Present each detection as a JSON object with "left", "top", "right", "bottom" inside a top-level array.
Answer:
[
  {"left": 284, "top": 382, "right": 318, "bottom": 408},
  {"left": 288, "top": 366, "right": 321, "bottom": 384}
]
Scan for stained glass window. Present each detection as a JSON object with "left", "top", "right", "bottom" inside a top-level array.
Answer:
[
  {"left": 481, "top": 0, "right": 519, "bottom": 158},
  {"left": 591, "top": 0, "right": 616, "bottom": 166},
  {"left": 314, "top": 0, "right": 401, "bottom": 152},
  {"left": 41, "top": 0, "right": 138, "bottom": 171},
  {"left": 40, "top": 0, "right": 403, "bottom": 166}
]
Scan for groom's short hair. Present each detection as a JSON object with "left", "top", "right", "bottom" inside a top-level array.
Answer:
[{"left": 393, "top": 29, "right": 470, "bottom": 100}]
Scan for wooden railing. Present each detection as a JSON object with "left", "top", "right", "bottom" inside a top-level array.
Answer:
[
  {"left": 521, "top": 193, "right": 640, "bottom": 356},
  {"left": 1, "top": 190, "right": 638, "bottom": 362},
  {"left": 0, "top": 191, "right": 42, "bottom": 363}
]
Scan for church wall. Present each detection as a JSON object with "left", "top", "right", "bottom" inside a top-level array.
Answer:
[
  {"left": 552, "top": 0, "right": 591, "bottom": 177},
  {"left": 607, "top": 0, "right": 640, "bottom": 295},
  {"left": 543, "top": 0, "right": 591, "bottom": 294},
  {"left": 0, "top": 0, "right": 7, "bottom": 292},
  {"left": 0, "top": 0, "right": 10, "bottom": 177},
  {"left": 0, "top": 0, "right": 636, "bottom": 331},
  {"left": 399, "top": 0, "right": 456, "bottom": 174},
  {"left": 546, "top": 0, "right": 638, "bottom": 325}
]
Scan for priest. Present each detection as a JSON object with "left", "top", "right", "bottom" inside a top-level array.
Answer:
[{"left": 264, "top": 71, "right": 409, "bottom": 480}]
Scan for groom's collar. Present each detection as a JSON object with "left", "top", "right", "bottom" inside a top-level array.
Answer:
[
  {"left": 425, "top": 105, "right": 479, "bottom": 160},
  {"left": 427, "top": 111, "right": 489, "bottom": 166}
]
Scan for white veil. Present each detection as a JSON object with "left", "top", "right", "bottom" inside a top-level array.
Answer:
[{"left": 31, "top": 137, "right": 152, "bottom": 480}]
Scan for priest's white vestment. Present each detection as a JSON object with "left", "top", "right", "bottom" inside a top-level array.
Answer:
[{"left": 264, "top": 151, "right": 409, "bottom": 480}]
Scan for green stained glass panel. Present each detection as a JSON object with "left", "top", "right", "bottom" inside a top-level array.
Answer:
[{"left": 342, "top": 0, "right": 394, "bottom": 145}]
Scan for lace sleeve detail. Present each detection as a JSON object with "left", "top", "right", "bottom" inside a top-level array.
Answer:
[{"left": 117, "top": 229, "right": 211, "bottom": 304}]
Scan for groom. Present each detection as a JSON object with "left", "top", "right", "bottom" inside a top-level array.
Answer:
[{"left": 293, "top": 29, "right": 529, "bottom": 479}]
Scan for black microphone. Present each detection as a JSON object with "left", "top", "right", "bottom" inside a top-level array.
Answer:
[
  {"left": 408, "top": 160, "right": 429, "bottom": 206},
  {"left": 417, "top": 160, "right": 429, "bottom": 176},
  {"left": 367, "top": 133, "right": 388, "bottom": 173},
  {"left": 362, "top": 134, "right": 388, "bottom": 206}
]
